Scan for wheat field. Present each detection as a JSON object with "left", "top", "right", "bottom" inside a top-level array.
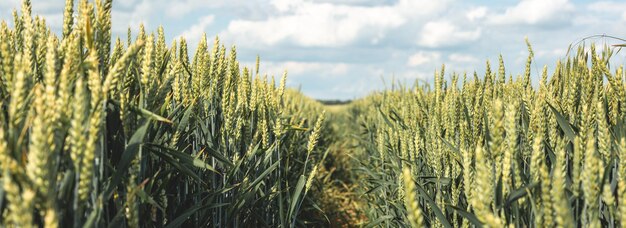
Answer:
[
  {"left": 1, "top": 0, "right": 626, "bottom": 227},
  {"left": 344, "top": 42, "right": 626, "bottom": 227}
]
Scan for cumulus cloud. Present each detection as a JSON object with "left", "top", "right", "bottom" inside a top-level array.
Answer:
[
  {"left": 116, "top": 0, "right": 140, "bottom": 9},
  {"left": 588, "top": 1, "right": 626, "bottom": 21},
  {"left": 258, "top": 61, "right": 351, "bottom": 78},
  {"left": 112, "top": 0, "right": 261, "bottom": 19},
  {"left": 177, "top": 15, "right": 215, "bottom": 41},
  {"left": 449, "top": 53, "right": 479, "bottom": 63},
  {"left": 466, "top": 7, "right": 487, "bottom": 21},
  {"left": 313, "top": 0, "right": 397, "bottom": 7},
  {"left": 488, "top": 0, "right": 574, "bottom": 26},
  {"left": 271, "top": 0, "right": 299, "bottom": 13},
  {"left": 536, "top": 48, "right": 567, "bottom": 58},
  {"left": 418, "top": 21, "right": 481, "bottom": 48},
  {"left": 166, "top": 0, "right": 210, "bottom": 18},
  {"left": 223, "top": 3, "right": 404, "bottom": 47},
  {"left": 0, "top": 0, "right": 19, "bottom": 8},
  {"left": 407, "top": 51, "right": 441, "bottom": 66},
  {"left": 588, "top": 1, "right": 626, "bottom": 12},
  {"left": 164, "top": 0, "right": 240, "bottom": 18},
  {"left": 221, "top": 0, "right": 449, "bottom": 47},
  {"left": 110, "top": 0, "right": 158, "bottom": 34}
]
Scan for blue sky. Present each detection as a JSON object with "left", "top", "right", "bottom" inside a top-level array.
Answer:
[{"left": 2, "top": 0, "right": 626, "bottom": 100}]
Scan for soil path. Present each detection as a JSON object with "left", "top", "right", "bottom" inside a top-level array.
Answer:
[{"left": 317, "top": 104, "right": 368, "bottom": 227}]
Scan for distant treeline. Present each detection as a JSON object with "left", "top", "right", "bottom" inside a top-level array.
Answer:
[{"left": 318, "top": 99, "right": 353, "bottom": 105}]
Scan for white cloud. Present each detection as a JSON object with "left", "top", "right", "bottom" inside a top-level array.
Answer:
[
  {"left": 588, "top": 1, "right": 626, "bottom": 21},
  {"left": 109, "top": 0, "right": 238, "bottom": 35},
  {"left": 110, "top": 0, "right": 158, "bottom": 34},
  {"left": 449, "top": 53, "right": 479, "bottom": 63},
  {"left": 394, "top": 0, "right": 450, "bottom": 18},
  {"left": 221, "top": 0, "right": 448, "bottom": 47},
  {"left": 271, "top": 0, "right": 300, "bottom": 13},
  {"left": 263, "top": 61, "right": 322, "bottom": 76},
  {"left": 120, "top": 0, "right": 256, "bottom": 19},
  {"left": 466, "top": 7, "right": 487, "bottom": 21},
  {"left": 396, "top": 70, "right": 433, "bottom": 81},
  {"left": 418, "top": 21, "right": 481, "bottom": 48},
  {"left": 536, "top": 48, "right": 567, "bottom": 58},
  {"left": 166, "top": 0, "right": 207, "bottom": 18},
  {"left": 165, "top": 0, "right": 225, "bottom": 18},
  {"left": 0, "top": 0, "right": 19, "bottom": 8},
  {"left": 330, "top": 63, "right": 350, "bottom": 75},
  {"left": 223, "top": 3, "right": 404, "bottom": 47},
  {"left": 117, "top": 0, "right": 139, "bottom": 9},
  {"left": 488, "top": 0, "right": 574, "bottom": 25},
  {"left": 588, "top": 1, "right": 626, "bottom": 12},
  {"left": 258, "top": 61, "right": 351, "bottom": 78},
  {"left": 177, "top": 15, "right": 215, "bottom": 41},
  {"left": 313, "top": 0, "right": 396, "bottom": 6},
  {"left": 407, "top": 51, "right": 441, "bottom": 66}
]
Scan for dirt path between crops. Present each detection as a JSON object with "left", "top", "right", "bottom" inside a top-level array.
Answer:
[{"left": 317, "top": 104, "right": 368, "bottom": 227}]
